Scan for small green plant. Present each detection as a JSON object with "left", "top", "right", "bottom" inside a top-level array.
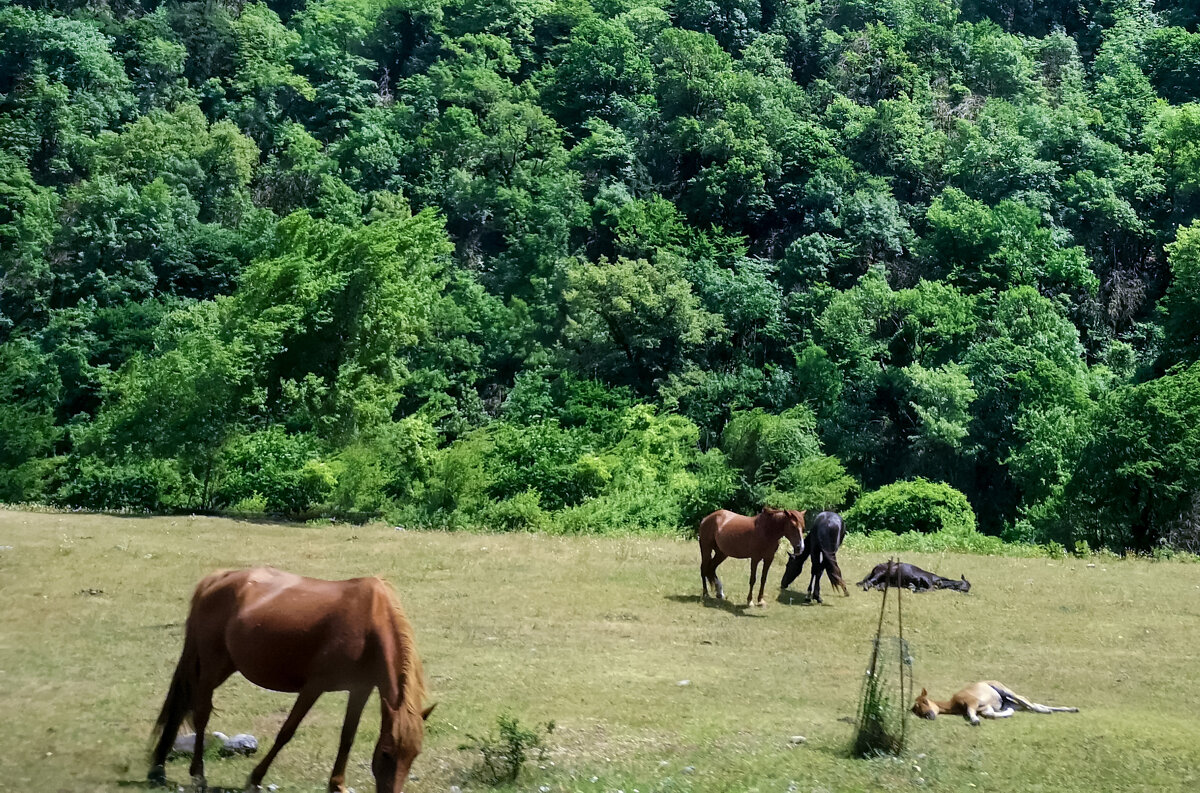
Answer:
[
  {"left": 853, "top": 643, "right": 901, "bottom": 758},
  {"left": 459, "top": 713, "right": 554, "bottom": 785},
  {"left": 852, "top": 559, "right": 912, "bottom": 759}
]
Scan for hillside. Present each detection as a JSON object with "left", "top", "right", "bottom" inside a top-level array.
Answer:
[{"left": 3, "top": 1, "right": 1200, "bottom": 550}]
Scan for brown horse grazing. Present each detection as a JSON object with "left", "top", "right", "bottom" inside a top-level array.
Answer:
[
  {"left": 912, "top": 681, "right": 1079, "bottom": 726},
  {"left": 148, "top": 567, "right": 434, "bottom": 792},
  {"left": 698, "top": 508, "right": 805, "bottom": 606}
]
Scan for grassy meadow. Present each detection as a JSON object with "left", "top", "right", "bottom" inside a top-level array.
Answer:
[{"left": 1, "top": 509, "right": 1198, "bottom": 793}]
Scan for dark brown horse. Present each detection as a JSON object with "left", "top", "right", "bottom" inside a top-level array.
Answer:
[
  {"left": 698, "top": 509, "right": 805, "bottom": 606},
  {"left": 780, "top": 511, "right": 849, "bottom": 603},
  {"left": 148, "top": 567, "right": 433, "bottom": 792},
  {"left": 858, "top": 561, "right": 971, "bottom": 593}
]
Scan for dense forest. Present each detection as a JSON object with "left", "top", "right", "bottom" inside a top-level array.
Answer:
[{"left": 3, "top": 0, "right": 1200, "bottom": 552}]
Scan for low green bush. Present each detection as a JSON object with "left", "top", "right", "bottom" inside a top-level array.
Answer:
[
  {"left": 213, "top": 428, "right": 333, "bottom": 513},
  {"left": 483, "top": 490, "right": 551, "bottom": 533},
  {"left": 845, "top": 479, "right": 976, "bottom": 535},
  {"left": 844, "top": 528, "right": 1062, "bottom": 558},
  {"left": 53, "top": 456, "right": 186, "bottom": 512},
  {"left": 459, "top": 713, "right": 555, "bottom": 786}
]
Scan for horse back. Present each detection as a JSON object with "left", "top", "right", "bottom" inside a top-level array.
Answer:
[
  {"left": 699, "top": 509, "right": 753, "bottom": 551},
  {"left": 193, "top": 567, "right": 397, "bottom": 693},
  {"left": 811, "top": 511, "right": 845, "bottom": 554}
]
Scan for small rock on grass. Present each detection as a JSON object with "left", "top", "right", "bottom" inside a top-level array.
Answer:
[{"left": 789, "top": 735, "right": 806, "bottom": 745}]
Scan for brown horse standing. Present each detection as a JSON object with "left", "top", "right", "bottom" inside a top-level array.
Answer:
[
  {"left": 148, "top": 567, "right": 433, "bottom": 792},
  {"left": 698, "top": 509, "right": 805, "bottom": 606}
]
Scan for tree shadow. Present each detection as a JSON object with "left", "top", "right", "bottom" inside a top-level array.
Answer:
[{"left": 663, "top": 594, "right": 765, "bottom": 617}]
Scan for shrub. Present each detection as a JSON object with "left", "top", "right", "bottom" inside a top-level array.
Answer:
[
  {"left": 766, "top": 454, "right": 860, "bottom": 512},
  {"left": 845, "top": 478, "right": 976, "bottom": 535},
  {"left": 677, "top": 448, "right": 738, "bottom": 529},
  {"left": 459, "top": 713, "right": 554, "bottom": 785},
  {"left": 486, "top": 420, "right": 603, "bottom": 511},
  {"left": 53, "top": 456, "right": 186, "bottom": 512},
  {"left": 330, "top": 417, "right": 438, "bottom": 513},
  {"left": 416, "top": 430, "right": 493, "bottom": 526},
  {"left": 483, "top": 490, "right": 551, "bottom": 533},
  {"left": 721, "top": 406, "right": 821, "bottom": 487},
  {"left": 213, "top": 428, "right": 332, "bottom": 513}
]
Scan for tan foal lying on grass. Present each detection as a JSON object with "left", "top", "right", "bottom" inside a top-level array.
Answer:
[{"left": 912, "top": 681, "right": 1079, "bottom": 726}]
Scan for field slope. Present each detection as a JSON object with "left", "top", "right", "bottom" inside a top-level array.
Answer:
[{"left": 1, "top": 509, "right": 1198, "bottom": 792}]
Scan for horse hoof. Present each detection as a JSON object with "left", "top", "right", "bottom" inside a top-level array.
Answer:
[
  {"left": 756, "top": 600, "right": 766, "bottom": 607},
  {"left": 191, "top": 774, "right": 207, "bottom": 791},
  {"left": 147, "top": 766, "right": 166, "bottom": 787}
]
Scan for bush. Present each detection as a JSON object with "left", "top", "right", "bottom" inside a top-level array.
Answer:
[
  {"left": 845, "top": 478, "right": 976, "bottom": 535},
  {"left": 459, "top": 714, "right": 554, "bottom": 786},
  {"left": 486, "top": 421, "right": 604, "bottom": 511},
  {"left": 483, "top": 490, "right": 551, "bottom": 533},
  {"left": 721, "top": 406, "right": 821, "bottom": 487},
  {"left": 765, "top": 454, "right": 859, "bottom": 512},
  {"left": 331, "top": 417, "right": 438, "bottom": 513},
  {"left": 213, "top": 428, "right": 332, "bottom": 513},
  {"left": 677, "top": 448, "right": 738, "bottom": 529},
  {"left": 53, "top": 456, "right": 186, "bottom": 512}
]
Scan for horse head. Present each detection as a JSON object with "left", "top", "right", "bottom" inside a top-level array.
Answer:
[
  {"left": 755, "top": 508, "right": 804, "bottom": 555},
  {"left": 374, "top": 702, "right": 435, "bottom": 793},
  {"left": 911, "top": 688, "right": 939, "bottom": 720},
  {"left": 780, "top": 509, "right": 807, "bottom": 556}
]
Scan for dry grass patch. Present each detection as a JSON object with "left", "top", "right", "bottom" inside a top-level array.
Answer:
[{"left": 1, "top": 509, "right": 1198, "bottom": 792}]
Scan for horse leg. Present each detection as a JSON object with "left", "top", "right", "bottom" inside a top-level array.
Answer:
[
  {"left": 746, "top": 558, "right": 759, "bottom": 607},
  {"left": 808, "top": 555, "right": 824, "bottom": 603},
  {"left": 979, "top": 705, "right": 1014, "bottom": 719},
  {"left": 699, "top": 538, "right": 710, "bottom": 599},
  {"left": 188, "top": 684, "right": 216, "bottom": 790},
  {"left": 710, "top": 550, "right": 727, "bottom": 599},
  {"left": 757, "top": 556, "right": 773, "bottom": 606},
  {"left": 1016, "top": 700, "right": 1078, "bottom": 714},
  {"left": 248, "top": 687, "right": 323, "bottom": 790},
  {"left": 964, "top": 705, "right": 981, "bottom": 726},
  {"left": 327, "top": 688, "right": 370, "bottom": 793}
]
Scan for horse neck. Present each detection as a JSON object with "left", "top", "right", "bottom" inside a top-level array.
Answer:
[
  {"left": 377, "top": 586, "right": 426, "bottom": 725},
  {"left": 931, "top": 696, "right": 956, "bottom": 713}
]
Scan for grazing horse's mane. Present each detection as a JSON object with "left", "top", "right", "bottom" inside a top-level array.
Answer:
[{"left": 380, "top": 580, "right": 428, "bottom": 744}]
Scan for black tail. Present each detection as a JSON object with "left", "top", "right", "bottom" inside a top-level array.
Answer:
[{"left": 148, "top": 629, "right": 198, "bottom": 773}]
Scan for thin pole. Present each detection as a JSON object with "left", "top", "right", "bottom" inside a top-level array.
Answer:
[{"left": 897, "top": 555, "right": 906, "bottom": 747}]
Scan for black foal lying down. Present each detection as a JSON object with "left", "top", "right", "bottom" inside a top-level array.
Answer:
[{"left": 857, "top": 561, "right": 970, "bottom": 592}]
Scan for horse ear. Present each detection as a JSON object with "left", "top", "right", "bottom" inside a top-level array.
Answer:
[
  {"left": 422, "top": 703, "right": 437, "bottom": 721},
  {"left": 919, "top": 688, "right": 927, "bottom": 697}
]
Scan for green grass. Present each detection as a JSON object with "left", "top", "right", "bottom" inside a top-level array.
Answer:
[{"left": 1, "top": 508, "right": 1198, "bottom": 792}]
